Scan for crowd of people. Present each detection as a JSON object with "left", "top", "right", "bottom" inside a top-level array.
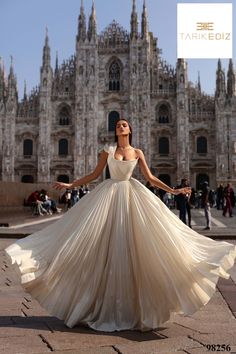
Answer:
[
  {"left": 25, "top": 185, "right": 90, "bottom": 216},
  {"left": 59, "top": 186, "right": 90, "bottom": 210},
  {"left": 26, "top": 182, "right": 235, "bottom": 226},
  {"left": 147, "top": 180, "right": 235, "bottom": 230},
  {"left": 26, "top": 189, "right": 62, "bottom": 216}
]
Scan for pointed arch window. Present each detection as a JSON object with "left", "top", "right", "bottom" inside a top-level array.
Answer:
[
  {"left": 108, "top": 111, "right": 120, "bottom": 132},
  {"left": 108, "top": 61, "right": 120, "bottom": 91},
  {"left": 59, "top": 139, "right": 68, "bottom": 156},
  {"left": 157, "top": 104, "right": 170, "bottom": 123},
  {"left": 159, "top": 137, "right": 169, "bottom": 155},
  {"left": 197, "top": 136, "right": 207, "bottom": 154},
  {"left": 23, "top": 139, "right": 33, "bottom": 157},
  {"left": 59, "top": 106, "right": 71, "bottom": 125}
]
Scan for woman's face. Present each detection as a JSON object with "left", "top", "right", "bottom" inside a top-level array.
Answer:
[{"left": 116, "top": 120, "right": 130, "bottom": 138}]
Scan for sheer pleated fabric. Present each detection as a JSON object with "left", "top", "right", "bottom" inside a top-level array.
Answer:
[{"left": 5, "top": 145, "right": 236, "bottom": 331}]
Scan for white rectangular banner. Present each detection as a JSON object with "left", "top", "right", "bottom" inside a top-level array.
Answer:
[{"left": 177, "top": 3, "right": 233, "bottom": 58}]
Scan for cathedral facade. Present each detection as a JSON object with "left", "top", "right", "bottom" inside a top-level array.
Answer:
[{"left": 0, "top": 0, "right": 236, "bottom": 189}]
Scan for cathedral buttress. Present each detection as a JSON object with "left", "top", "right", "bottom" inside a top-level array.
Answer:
[
  {"left": 130, "top": 0, "right": 138, "bottom": 40},
  {"left": 0, "top": 58, "right": 6, "bottom": 177},
  {"left": 136, "top": 0, "right": 151, "bottom": 166},
  {"left": 75, "top": 1, "right": 98, "bottom": 177},
  {"left": 0, "top": 58, "right": 7, "bottom": 103},
  {"left": 88, "top": 0, "right": 96, "bottom": 42},
  {"left": 227, "top": 59, "right": 236, "bottom": 98},
  {"left": 216, "top": 59, "right": 236, "bottom": 184},
  {"left": 38, "top": 28, "right": 53, "bottom": 182},
  {"left": 215, "top": 59, "right": 226, "bottom": 98},
  {"left": 141, "top": 0, "right": 149, "bottom": 40},
  {"left": 176, "top": 58, "right": 190, "bottom": 182},
  {"left": 129, "top": 0, "right": 139, "bottom": 150},
  {"left": 2, "top": 57, "right": 17, "bottom": 181},
  {"left": 77, "top": 0, "right": 86, "bottom": 42}
]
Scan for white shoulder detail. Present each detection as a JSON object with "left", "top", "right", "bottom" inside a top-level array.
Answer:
[{"left": 103, "top": 144, "right": 116, "bottom": 154}]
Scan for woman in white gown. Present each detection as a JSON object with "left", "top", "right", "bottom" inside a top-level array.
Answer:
[{"left": 5, "top": 119, "right": 236, "bottom": 332}]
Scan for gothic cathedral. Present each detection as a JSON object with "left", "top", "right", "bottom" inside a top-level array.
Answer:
[{"left": 0, "top": 0, "right": 236, "bottom": 189}]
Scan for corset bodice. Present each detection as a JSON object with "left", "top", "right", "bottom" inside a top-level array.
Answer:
[{"left": 105, "top": 145, "right": 138, "bottom": 181}]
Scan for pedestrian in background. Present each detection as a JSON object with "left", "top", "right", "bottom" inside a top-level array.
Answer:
[
  {"left": 216, "top": 184, "right": 224, "bottom": 210},
  {"left": 223, "top": 183, "right": 234, "bottom": 217},
  {"left": 201, "top": 181, "right": 211, "bottom": 230},
  {"left": 175, "top": 178, "right": 189, "bottom": 226}
]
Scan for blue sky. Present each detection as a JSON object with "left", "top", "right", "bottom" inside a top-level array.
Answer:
[{"left": 0, "top": 0, "right": 234, "bottom": 99}]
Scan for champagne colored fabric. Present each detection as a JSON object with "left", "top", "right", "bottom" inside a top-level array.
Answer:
[{"left": 5, "top": 145, "right": 236, "bottom": 331}]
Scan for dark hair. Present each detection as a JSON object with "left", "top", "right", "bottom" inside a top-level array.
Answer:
[{"left": 114, "top": 119, "right": 132, "bottom": 145}]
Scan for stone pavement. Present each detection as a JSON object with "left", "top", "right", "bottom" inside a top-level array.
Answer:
[
  {"left": 0, "top": 206, "right": 236, "bottom": 239},
  {"left": 0, "top": 207, "right": 236, "bottom": 353},
  {"left": 0, "top": 238, "right": 236, "bottom": 354}
]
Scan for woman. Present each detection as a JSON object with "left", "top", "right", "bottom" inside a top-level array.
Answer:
[{"left": 5, "top": 119, "right": 236, "bottom": 332}]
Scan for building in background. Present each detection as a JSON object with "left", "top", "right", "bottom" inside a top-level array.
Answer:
[{"left": 0, "top": 0, "right": 236, "bottom": 189}]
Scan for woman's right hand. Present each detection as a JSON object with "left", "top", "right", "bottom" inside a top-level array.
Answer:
[{"left": 52, "top": 182, "right": 72, "bottom": 190}]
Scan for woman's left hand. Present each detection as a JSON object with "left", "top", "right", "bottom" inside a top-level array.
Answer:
[{"left": 173, "top": 187, "right": 191, "bottom": 196}]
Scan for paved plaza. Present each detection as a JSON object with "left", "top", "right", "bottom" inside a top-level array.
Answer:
[{"left": 0, "top": 207, "right": 236, "bottom": 353}]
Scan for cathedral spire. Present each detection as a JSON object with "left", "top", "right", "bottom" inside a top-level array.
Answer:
[
  {"left": 23, "top": 80, "right": 27, "bottom": 100},
  {"left": 0, "top": 57, "right": 6, "bottom": 101},
  {"left": 227, "top": 59, "right": 236, "bottom": 98},
  {"left": 197, "top": 71, "right": 201, "bottom": 92},
  {"left": 42, "top": 27, "right": 51, "bottom": 68},
  {"left": 9, "top": 55, "right": 14, "bottom": 77},
  {"left": 141, "top": 0, "right": 149, "bottom": 39},
  {"left": 130, "top": 0, "right": 138, "bottom": 40},
  {"left": 215, "top": 59, "right": 226, "bottom": 98},
  {"left": 88, "top": 0, "right": 97, "bottom": 41},
  {"left": 40, "top": 27, "right": 53, "bottom": 92},
  {"left": 55, "top": 51, "right": 59, "bottom": 74},
  {"left": 7, "top": 56, "right": 18, "bottom": 100},
  {"left": 77, "top": 0, "right": 86, "bottom": 42},
  {"left": 177, "top": 58, "right": 187, "bottom": 69}
]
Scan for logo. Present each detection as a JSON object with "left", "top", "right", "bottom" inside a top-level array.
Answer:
[
  {"left": 196, "top": 22, "right": 214, "bottom": 31},
  {"left": 177, "top": 3, "right": 232, "bottom": 59}
]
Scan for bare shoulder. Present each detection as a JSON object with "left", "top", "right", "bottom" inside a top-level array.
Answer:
[
  {"left": 98, "top": 148, "right": 108, "bottom": 157},
  {"left": 134, "top": 148, "right": 145, "bottom": 159},
  {"left": 97, "top": 149, "right": 109, "bottom": 163}
]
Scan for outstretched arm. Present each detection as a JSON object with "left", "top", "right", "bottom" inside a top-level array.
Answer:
[
  {"left": 136, "top": 149, "right": 191, "bottom": 196},
  {"left": 53, "top": 150, "right": 108, "bottom": 190}
]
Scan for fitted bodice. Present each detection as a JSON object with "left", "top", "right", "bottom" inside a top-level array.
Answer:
[{"left": 105, "top": 145, "right": 138, "bottom": 181}]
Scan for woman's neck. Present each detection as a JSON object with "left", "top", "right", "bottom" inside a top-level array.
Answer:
[{"left": 117, "top": 136, "right": 131, "bottom": 149}]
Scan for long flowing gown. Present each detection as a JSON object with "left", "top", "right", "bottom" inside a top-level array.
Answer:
[{"left": 5, "top": 144, "right": 236, "bottom": 332}]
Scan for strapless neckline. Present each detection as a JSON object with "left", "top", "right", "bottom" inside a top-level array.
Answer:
[{"left": 112, "top": 156, "right": 139, "bottom": 163}]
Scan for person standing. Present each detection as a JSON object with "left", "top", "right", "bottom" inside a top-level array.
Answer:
[
  {"left": 71, "top": 188, "right": 79, "bottom": 207},
  {"left": 201, "top": 181, "right": 211, "bottom": 230},
  {"left": 186, "top": 193, "right": 192, "bottom": 228},
  {"left": 223, "top": 183, "right": 234, "bottom": 217},
  {"left": 175, "top": 178, "right": 189, "bottom": 225},
  {"left": 216, "top": 184, "right": 224, "bottom": 210}
]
